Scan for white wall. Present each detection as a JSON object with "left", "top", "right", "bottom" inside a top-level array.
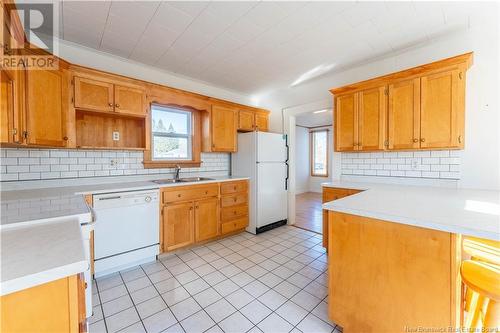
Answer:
[
  {"left": 295, "top": 126, "right": 309, "bottom": 194},
  {"left": 264, "top": 16, "right": 500, "bottom": 190},
  {"left": 295, "top": 125, "right": 333, "bottom": 193}
]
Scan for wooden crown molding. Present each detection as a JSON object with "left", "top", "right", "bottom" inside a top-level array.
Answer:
[{"left": 330, "top": 52, "right": 473, "bottom": 95}]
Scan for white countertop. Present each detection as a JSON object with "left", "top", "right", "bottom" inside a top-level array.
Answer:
[
  {"left": 0, "top": 175, "right": 248, "bottom": 294},
  {"left": 322, "top": 181, "right": 500, "bottom": 241},
  {"left": 0, "top": 217, "right": 88, "bottom": 296}
]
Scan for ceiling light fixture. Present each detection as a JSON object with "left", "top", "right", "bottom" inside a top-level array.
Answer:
[
  {"left": 313, "top": 109, "right": 330, "bottom": 114},
  {"left": 291, "top": 64, "right": 336, "bottom": 87}
]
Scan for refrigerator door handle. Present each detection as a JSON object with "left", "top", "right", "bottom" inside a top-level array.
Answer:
[
  {"left": 285, "top": 134, "right": 289, "bottom": 163},
  {"left": 285, "top": 162, "right": 289, "bottom": 190}
]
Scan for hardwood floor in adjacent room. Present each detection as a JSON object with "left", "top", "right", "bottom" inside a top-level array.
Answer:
[{"left": 295, "top": 192, "right": 323, "bottom": 234}]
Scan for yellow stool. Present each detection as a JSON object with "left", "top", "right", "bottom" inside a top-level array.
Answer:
[
  {"left": 460, "top": 260, "right": 500, "bottom": 330},
  {"left": 463, "top": 236, "right": 500, "bottom": 265}
]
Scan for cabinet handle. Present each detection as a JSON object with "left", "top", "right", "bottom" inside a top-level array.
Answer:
[
  {"left": 205, "top": 191, "right": 208, "bottom": 194},
  {"left": 177, "top": 194, "right": 181, "bottom": 197},
  {"left": 413, "top": 138, "right": 418, "bottom": 143},
  {"left": 459, "top": 72, "right": 463, "bottom": 79},
  {"left": 190, "top": 207, "right": 193, "bottom": 210},
  {"left": 458, "top": 135, "right": 463, "bottom": 143},
  {"left": 420, "top": 138, "right": 425, "bottom": 143},
  {"left": 63, "top": 136, "right": 68, "bottom": 141},
  {"left": 233, "top": 198, "right": 237, "bottom": 202},
  {"left": 115, "top": 103, "right": 120, "bottom": 108},
  {"left": 108, "top": 103, "right": 113, "bottom": 107}
]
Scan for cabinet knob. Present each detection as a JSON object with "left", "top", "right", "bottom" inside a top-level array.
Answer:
[
  {"left": 115, "top": 103, "right": 120, "bottom": 108},
  {"left": 205, "top": 191, "right": 208, "bottom": 194},
  {"left": 413, "top": 138, "right": 418, "bottom": 143},
  {"left": 108, "top": 103, "right": 113, "bottom": 107},
  {"left": 420, "top": 138, "right": 425, "bottom": 142},
  {"left": 63, "top": 136, "right": 68, "bottom": 141},
  {"left": 233, "top": 198, "right": 237, "bottom": 202},
  {"left": 177, "top": 194, "right": 181, "bottom": 197}
]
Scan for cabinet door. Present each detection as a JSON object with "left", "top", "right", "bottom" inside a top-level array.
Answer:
[
  {"left": 238, "top": 110, "right": 254, "bottom": 131},
  {"left": 74, "top": 77, "right": 113, "bottom": 112},
  {"left": 211, "top": 105, "right": 237, "bottom": 152},
  {"left": 26, "top": 69, "right": 67, "bottom": 147},
  {"left": 114, "top": 84, "right": 146, "bottom": 116},
  {"left": 1, "top": 68, "right": 24, "bottom": 144},
  {"left": 1, "top": 70, "right": 14, "bottom": 143},
  {"left": 163, "top": 202, "right": 194, "bottom": 251},
  {"left": 335, "top": 93, "right": 357, "bottom": 151},
  {"left": 388, "top": 78, "right": 420, "bottom": 150},
  {"left": 255, "top": 112, "right": 268, "bottom": 132},
  {"left": 420, "top": 68, "right": 463, "bottom": 149},
  {"left": 358, "top": 86, "right": 386, "bottom": 151},
  {"left": 194, "top": 197, "right": 219, "bottom": 242}
]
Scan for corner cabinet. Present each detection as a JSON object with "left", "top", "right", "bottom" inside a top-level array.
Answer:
[
  {"left": 202, "top": 104, "right": 238, "bottom": 152},
  {"left": 332, "top": 53, "right": 472, "bottom": 152}
]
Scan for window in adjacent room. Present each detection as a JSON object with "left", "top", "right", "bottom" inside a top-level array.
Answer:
[
  {"left": 151, "top": 105, "right": 192, "bottom": 160},
  {"left": 310, "top": 129, "right": 328, "bottom": 177}
]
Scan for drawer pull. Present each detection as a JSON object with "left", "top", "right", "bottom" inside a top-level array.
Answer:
[
  {"left": 177, "top": 194, "right": 181, "bottom": 197},
  {"left": 233, "top": 198, "right": 237, "bottom": 202}
]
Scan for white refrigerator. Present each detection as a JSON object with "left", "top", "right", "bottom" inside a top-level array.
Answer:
[{"left": 232, "top": 132, "right": 288, "bottom": 234}]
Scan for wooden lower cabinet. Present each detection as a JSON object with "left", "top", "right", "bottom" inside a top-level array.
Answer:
[
  {"left": 160, "top": 180, "right": 249, "bottom": 253},
  {"left": 328, "top": 212, "right": 460, "bottom": 332},
  {"left": 322, "top": 187, "right": 361, "bottom": 248},
  {"left": 162, "top": 202, "right": 195, "bottom": 251},
  {"left": 195, "top": 197, "right": 219, "bottom": 242},
  {"left": 0, "top": 274, "right": 86, "bottom": 333}
]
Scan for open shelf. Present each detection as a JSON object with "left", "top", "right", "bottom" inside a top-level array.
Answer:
[{"left": 75, "top": 110, "right": 146, "bottom": 150}]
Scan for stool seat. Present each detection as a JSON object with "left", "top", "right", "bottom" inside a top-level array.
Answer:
[{"left": 461, "top": 260, "right": 500, "bottom": 302}]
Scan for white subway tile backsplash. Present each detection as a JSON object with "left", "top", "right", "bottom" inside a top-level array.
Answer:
[
  {"left": 342, "top": 150, "right": 460, "bottom": 180},
  {"left": 1, "top": 149, "right": 230, "bottom": 181}
]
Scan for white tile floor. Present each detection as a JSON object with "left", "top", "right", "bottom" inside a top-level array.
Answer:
[{"left": 89, "top": 226, "right": 340, "bottom": 333}]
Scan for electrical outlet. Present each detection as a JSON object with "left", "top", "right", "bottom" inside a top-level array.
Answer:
[
  {"left": 411, "top": 158, "right": 420, "bottom": 170},
  {"left": 112, "top": 131, "right": 120, "bottom": 141},
  {"left": 110, "top": 159, "right": 118, "bottom": 166}
]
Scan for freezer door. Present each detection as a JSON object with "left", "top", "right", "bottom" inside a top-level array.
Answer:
[
  {"left": 257, "top": 132, "right": 287, "bottom": 162},
  {"left": 257, "top": 162, "right": 288, "bottom": 228}
]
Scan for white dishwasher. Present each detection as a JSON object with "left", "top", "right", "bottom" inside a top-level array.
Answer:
[{"left": 93, "top": 189, "right": 159, "bottom": 278}]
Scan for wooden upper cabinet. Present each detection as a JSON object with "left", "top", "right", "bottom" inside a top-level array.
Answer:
[
  {"left": 331, "top": 53, "right": 471, "bottom": 152},
  {"left": 209, "top": 104, "right": 237, "bottom": 152},
  {"left": 358, "top": 86, "right": 386, "bottom": 151},
  {"left": 194, "top": 197, "right": 219, "bottom": 242},
  {"left": 1, "top": 67, "right": 24, "bottom": 144},
  {"left": 388, "top": 78, "right": 420, "bottom": 150},
  {"left": 420, "top": 67, "right": 464, "bottom": 149},
  {"left": 335, "top": 93, "right": 357, "bottom": 151},
  {"left": 162, "top": 202, "right": 194, "bottom": 251},
  {"left": 255, "top": 112, "right": 269, "bottom": 132},
  {"left": 238, "top": 109, "right": 255, "bottom": 131},
  {"left": 114, "top": 84, "right": 145, "bottom": 116},
  {"left": 73, "top": 75, "right": 146, "bottom": 116},
  {"left": 26, "top": 69, "right": 67, "bottom": 147},
  {"left": 74, "top": 76, "right": 113, "bottom": 112}
]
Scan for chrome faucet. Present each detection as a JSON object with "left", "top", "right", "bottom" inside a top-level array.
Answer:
[{"left": 174, "top": 165, "right": 181, "bottom": 180}]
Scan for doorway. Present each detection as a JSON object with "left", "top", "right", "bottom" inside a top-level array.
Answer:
[{"left": 293, "top": 109, "right": 332, "bottom": 234}]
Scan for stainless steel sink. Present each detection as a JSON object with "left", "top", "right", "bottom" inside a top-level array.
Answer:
[
  {"left": 152, "top": 179, "right": 184, "bottom": 184},
  {"left": 152, "top": 177, "right": 214, "bottom": 184},
  {"left": 179, "top": 177, "right": 214, "bottom": 182}
]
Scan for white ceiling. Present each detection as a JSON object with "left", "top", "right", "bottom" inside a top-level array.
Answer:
[
  {"left": 38, "top": 1, "right": 489, "bottom": 95},
  {"left": 296, "top": 109, "right": 332, "bottom": 128}
]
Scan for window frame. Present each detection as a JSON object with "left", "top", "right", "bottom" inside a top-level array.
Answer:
[
  {"left": 310, "top": 129, "right": 329, "bottom": 177},
  {"left": 143, "top": 102, "right": 202, "bottom": 169},
  {"left": 151, "top": 105, "right": 193, "bottom": 161}
]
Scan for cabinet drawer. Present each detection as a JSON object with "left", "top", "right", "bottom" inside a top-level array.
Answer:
[
  {"left": 221, "top": 193, "right": 248, "bottom": 207},
  {"left": 221, "top": 217, "right": 248, "bottom": 234},
  {"left": 221, "top": 205, "right": 248, "bottom": 222},
  {"left": 220, "top": 180, "right": 248, "bottom": 195},
  {"left": 163, "top": 184, "right": 218, "bottom": 203}
]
